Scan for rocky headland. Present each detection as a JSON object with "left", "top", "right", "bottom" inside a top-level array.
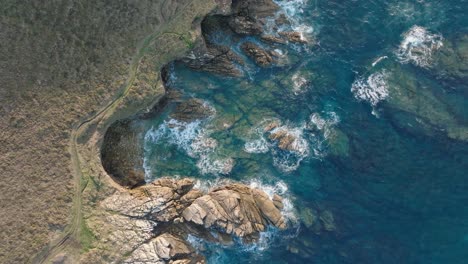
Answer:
[{"left": 93, "top": 178, "right": 291, "bottom": 263}]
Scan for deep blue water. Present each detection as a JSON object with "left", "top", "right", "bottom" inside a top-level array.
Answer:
[{"left": 140, "top": 0, "right": 468, "bottom": 263}]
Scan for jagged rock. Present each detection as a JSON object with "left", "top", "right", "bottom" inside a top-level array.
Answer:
[
  {"left": 103, "top": 178, "right": 290, "bottom": 247},
  {"left": 241, "top": 42, "right": 276, "bottom": 67},
  {"left": 264, "top": 121, "right": 280, "bottom": 132},
  {"left": 183, "top": 183, "right": 287, "bottom": 239},
  {"left": 170, "top": 98, "right": 214, "bottom": 122},
  {"left": 273, "top": 194, "right": 284, "bottom": 210},
  {"left": 123, "top": 233, "right": 203, "bottom": 264},
  {"left": 269, "top": 130, "right": 296, "bottom": 150},
  {"left": 228, "top": 16, "right": 263, "bottom": 35},
  {"left": 261, "top": 35, "right": 287, "bottom": 45},
  {"left": 279, "top": 31, "right": 308, "bottom": 44},
  {"left": 102, "top": 178, "right": 197, "bottom": 221}
]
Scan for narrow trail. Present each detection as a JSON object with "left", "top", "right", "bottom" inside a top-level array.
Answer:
[{"left": 31, "top": 1, "right": 200, "bottom": 262}]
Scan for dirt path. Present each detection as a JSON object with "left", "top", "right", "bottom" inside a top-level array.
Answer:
[{"left": 30, "top": 2, "right": 201, "bottom": 261}]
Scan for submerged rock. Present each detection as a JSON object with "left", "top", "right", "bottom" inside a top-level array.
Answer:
[{"left": 241, "top": 42, "right": 277, "bottom": 67}]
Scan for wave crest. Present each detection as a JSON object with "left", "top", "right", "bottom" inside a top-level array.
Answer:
[{"left": 396, "top": 25, "right": 443, "bottom": 67}]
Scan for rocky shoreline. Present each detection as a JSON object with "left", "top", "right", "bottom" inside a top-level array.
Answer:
[
  {"left": 97, "top": 0, "right": 312, "bottom": 262},
  {"left": 102, "top": 178, "right": 291, "bottom": 263}
]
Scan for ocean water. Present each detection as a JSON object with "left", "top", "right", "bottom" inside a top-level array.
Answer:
[{"left": 140, "top": 0, "right": 468, "bottom": 263}]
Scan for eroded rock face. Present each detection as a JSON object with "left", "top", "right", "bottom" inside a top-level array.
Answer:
[
  {"left": 241, "top": 42, "right": 277, "bottom": 67},
  {"left": 101, "top": 178, "right": 291, "bottom": 262},
  {"left": 101, "top": 119, "right": 145, "bottom": 188}
]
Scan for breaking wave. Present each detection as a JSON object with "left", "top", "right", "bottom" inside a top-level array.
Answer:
[
  {"left": 144, "top": 117, "right": 233, "bottom": 178},
  {"left": 395, "top": 25, "right": 443, "bottom": 68},
  {"left": 307, "top": 111, "right": 340, "bottom": 157},
  {"left": 273, "top": 0, "right": 314, "bottom": 43},
  {"left": 351, "top": 70, "right": 390, "bottom": 107}
]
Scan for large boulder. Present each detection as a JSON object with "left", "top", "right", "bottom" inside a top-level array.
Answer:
[{"left": 183, "top": 183, "right": 286, "bottom": 239}]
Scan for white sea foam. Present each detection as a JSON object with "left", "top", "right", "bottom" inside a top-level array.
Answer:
[
  {"left": 307, "top": 111, "right": 340, "bottom": 158},
  {"left": 309, "top": 111, "right": 340, "bottom": 138},
  {"left": 197, "top": 155, "right": 234, "bottom": 175},
  {"left": 372, "top": 56, "right": 388, "bottom": 67},
  {"left": 244, "top": 138, "right": 270, "bottom": 153},
  {"left": 144, "top": 114, "right": 234, "bottom": 176},
  {"left": 269, "top": 124, "right": 309, "bottom": 172},
  {"left": 395, "top": 25, "right": 443, "bottom": 67},
  {"left": 248, "top": 179, "right": 297, "bottom": 225},
  {"left": 291, "top": 72, "right": 309, "bottom": 95},
  {"left": 351, "top": 70, "right": 390, "bottom": 107},
  {"left": 245, "top": 120, "right": 309, "bottom": 172},
  {"left": 273, "top": 0, "right": 314, "bottom": 43}
]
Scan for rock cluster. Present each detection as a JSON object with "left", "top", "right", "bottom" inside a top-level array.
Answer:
[
  {"left": 102, "top": 178, "right": 290, "bottom": 262},
  {"left": 181, "top": 0, "right": 310, "bottom": 75},
  {"left": 264, "top": 121, "right": 305, "bottom": 153},
  {"left": 183, "top": 183, "right": 286, "bottom": 238}
]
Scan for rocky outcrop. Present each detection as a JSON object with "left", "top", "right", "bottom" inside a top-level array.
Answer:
[
  {"left": 123, "top": 233, "right": 203, "bottom": 264},
  {"left": 228, "top": 16, "right": 263, "bottom": 35},
  {"left": 182, "top": 183, "right": 286, "bottom": 239},
  {"left": 102, "top": 178, "right": 291, "bottom": 262},
  {"left": 170, "top": 98, "right": 215, "bottom": 122},
  {"left": 279, "top": 31, "right": 308, "bottom": 44},
  {"left": 241, "top": 42, "right": 277, "bottom": 67},
  {"left": 261, "top": 35, "right": 287, "bottom": 45}
]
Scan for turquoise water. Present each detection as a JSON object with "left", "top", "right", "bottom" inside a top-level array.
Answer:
[{"left": 140, "top": 0, "right": 468, "bottom": 263}]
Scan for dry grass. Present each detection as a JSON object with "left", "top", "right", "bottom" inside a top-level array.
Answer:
[{"left": 0, "top": 0, "right": 218, "bottom": 262}]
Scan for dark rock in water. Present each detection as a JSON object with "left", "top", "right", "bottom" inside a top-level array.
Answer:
[
  {"left": 170, "top": 98, "right": 214, "bottom": 122},
  {"left": 241, "top": 42, "right": 276, "bottom": 66},
  {"left": 261, "top": 34, "right": 287, "bottom": 45},
  {"left": 101, "top": 119, "right": 145, "bottom": 188},
  {"left": 275, "top": 13, "right": 290, "bottom": 26},
  {"left": 432, "top": 34, "right": 468, "bottom": 86},
  {"left": 279, "top": 31, "right": 308, "bottom": 44},
  {"left": 228, "top": 16, "right": 263, "bottom": 35}
]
